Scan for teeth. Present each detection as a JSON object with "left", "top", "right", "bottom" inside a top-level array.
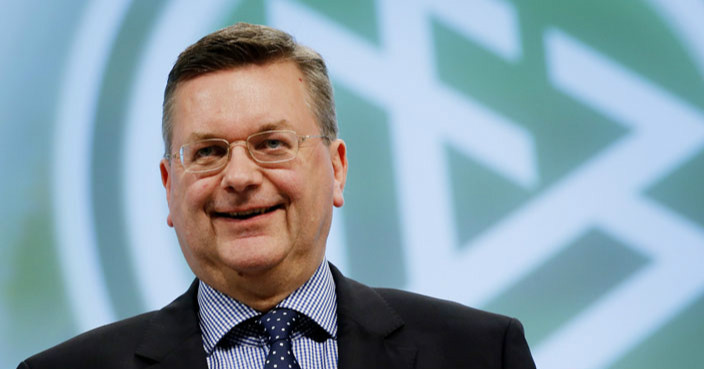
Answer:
[{"left": 224, "top": 206, "right": 273, "bottom": 218}]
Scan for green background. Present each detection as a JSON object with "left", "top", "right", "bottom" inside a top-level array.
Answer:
[{"left": 2, "top": 1, "right": 704, "bottom": 368}]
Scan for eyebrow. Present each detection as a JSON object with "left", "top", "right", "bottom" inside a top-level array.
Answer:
[
  {"left": 185, "top": 120, "right": 294, "bottom": 142},
  {"left": 258, "top": 120, "right": 294, "bottom": 132},
  {"left": 185, "top": 132, "right": 220, "bottom": 141}
]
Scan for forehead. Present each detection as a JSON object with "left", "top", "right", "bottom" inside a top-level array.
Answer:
[{"left": 170, "top": 61, "right": 316, "bottom": 144}]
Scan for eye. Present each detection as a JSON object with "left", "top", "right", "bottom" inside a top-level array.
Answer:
[
  {"left": 251, "top": 132, "right": 294, "bottom": 151},
  {"left": 192, "top": 144, "right": 227, "bottom": 161},
  {"left": 263, "top": 139, "right": 283, "bottom": 149}
]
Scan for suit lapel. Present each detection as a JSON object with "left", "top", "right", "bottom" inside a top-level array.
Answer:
[
  {"left": 330, "top": 264, "right": 417, "bottom": 369},
  {"left": 134, "top": 280, "right": 209, "bottom": 369},
  {"left": 130, "top": 267, "right": 417, "bottom": 369}
]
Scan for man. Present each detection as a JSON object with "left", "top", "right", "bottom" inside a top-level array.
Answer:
[{"left": 19, "top": 23, "right": 536, "bottom": 369}]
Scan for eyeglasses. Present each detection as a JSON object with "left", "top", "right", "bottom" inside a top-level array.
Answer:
[{"left": 165, "top": 130, "right": 330, "bottom": 174}]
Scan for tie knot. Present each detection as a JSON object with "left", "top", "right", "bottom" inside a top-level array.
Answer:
[{"left": 258, "top": 308, "right": 299, "bottom": 343}]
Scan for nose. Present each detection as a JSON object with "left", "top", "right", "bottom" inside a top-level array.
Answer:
[{"left": 220, "top": 143, "right": 263, "bottom": 193}]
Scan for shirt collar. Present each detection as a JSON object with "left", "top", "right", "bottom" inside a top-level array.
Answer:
[{"left": 197, "top": 260, "right": 338, "bottom": 354}]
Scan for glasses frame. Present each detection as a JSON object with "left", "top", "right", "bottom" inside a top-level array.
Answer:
[{"left": 165, "top": 129, "right": 330, "bottom": 174}]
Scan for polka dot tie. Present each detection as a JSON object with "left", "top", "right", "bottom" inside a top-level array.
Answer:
[{"left": 258, "top": 308, "right": 301, "bottom": 369}]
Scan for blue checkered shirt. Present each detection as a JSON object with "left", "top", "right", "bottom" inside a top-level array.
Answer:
[{"left": 197, "top": 261, "right": 338, "bottom": 369}]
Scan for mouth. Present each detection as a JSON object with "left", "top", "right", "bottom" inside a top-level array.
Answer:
[{"left": 212, "top": 205, "right": 283, "bottom": 221}]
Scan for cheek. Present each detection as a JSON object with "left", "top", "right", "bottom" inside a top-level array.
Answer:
[
  {"left": 177, "top": 177, "right": 218, "bottom": 211},
  {"left": 269, "top": 169, "right": 305, "bottom": 201},
  {"left": 294, "top": 160, "right": 335, "bottom": 207}
]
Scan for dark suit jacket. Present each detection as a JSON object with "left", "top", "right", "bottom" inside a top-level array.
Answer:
[{"left": 19, "top": 264, "right": 536, "bottom": 369}]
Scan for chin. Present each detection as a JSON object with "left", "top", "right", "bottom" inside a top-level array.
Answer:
[{"left": 218, "top": 242, "right": 289, "bottom": 275}]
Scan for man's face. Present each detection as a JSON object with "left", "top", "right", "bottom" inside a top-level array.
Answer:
[{"left": 160, "top": 61, "right": 347, "bottom": 291}]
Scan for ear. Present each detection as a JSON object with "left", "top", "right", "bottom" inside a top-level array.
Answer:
[
  {"left": 330, "top": 139, "right": 348, "bottom": 208},
  {"left": 160, "top": 158, "right": 174, "bottom": 227}
]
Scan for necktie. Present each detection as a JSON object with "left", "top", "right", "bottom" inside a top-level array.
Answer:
[{"left": 258, "top": 308, "right": 301, "bottom": 369}]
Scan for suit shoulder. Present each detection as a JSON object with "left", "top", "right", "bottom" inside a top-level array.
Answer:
[
  {"left": 330, "top": 265, "right": 535, "bottom": 367},
  {"left": 374, "top": 287, "right": 521, "bottom": 336},
  {"left": 375, "top": 288, "right": 535, "bottom": 368},
  {"left": 20, "top": 311, "right": 157, "bottom": 368}
]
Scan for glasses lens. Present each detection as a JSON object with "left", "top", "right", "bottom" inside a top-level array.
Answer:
[
  {"left": 248, "top": 131, "right": 298, "bottom": 163},
  {"left": 181, "top": 139, "right": 229, "bottom": 172}
]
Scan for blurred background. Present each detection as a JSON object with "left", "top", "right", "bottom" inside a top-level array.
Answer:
[{"left": 2, "top": 0, "right": 704, "bottom": 368}]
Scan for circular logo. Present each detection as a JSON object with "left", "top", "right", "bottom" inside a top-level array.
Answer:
[{"left": 54, "top": 4, "right": 704, "bottom": 369}]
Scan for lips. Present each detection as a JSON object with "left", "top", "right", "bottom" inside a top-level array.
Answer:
[{"left": 212, "top": 205, "right": 283, "bottom": 220}]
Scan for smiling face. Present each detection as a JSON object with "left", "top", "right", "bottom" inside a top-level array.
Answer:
[{"left": 160, "top": 61, "right": 347, "bottom": 305}]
